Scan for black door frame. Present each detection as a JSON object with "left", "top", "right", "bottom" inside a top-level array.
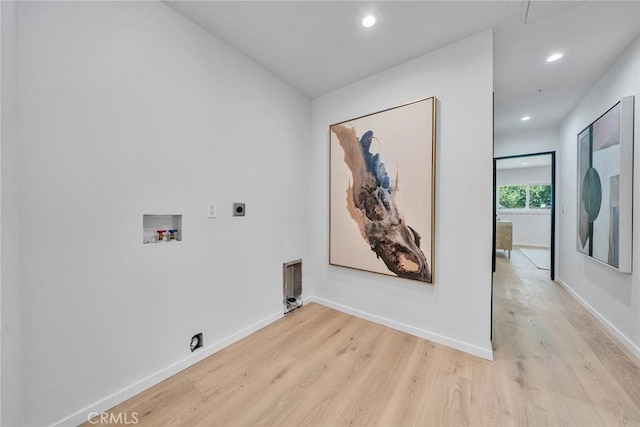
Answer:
[{"left": 493, "top": 151, "right": 556, "bottom": 280}]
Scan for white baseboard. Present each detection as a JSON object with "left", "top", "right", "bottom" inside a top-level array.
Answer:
[
  {"left": 513, "top": 243, "right": 550, "bottom": 249},
  {"left": 53, "top": 310, "right": 284, "bottom": 427},
  {"left": 556, "top": 278, "right": 640, "bottom": 360},
  {"left": 307, "top": 296, "right": 493, "bottom": 361}
]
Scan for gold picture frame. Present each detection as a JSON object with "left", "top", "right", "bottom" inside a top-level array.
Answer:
[{"left": 329, "top": 97, "right": 436, "bottom": 283}]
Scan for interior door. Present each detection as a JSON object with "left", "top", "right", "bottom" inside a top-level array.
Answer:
[{"left": 492, "top": 159, "right": 497, "bottom": 273}]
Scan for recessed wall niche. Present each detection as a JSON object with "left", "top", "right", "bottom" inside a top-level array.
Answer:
[{"left": 143, "top": 214, "right": 182, "bottom": 244}]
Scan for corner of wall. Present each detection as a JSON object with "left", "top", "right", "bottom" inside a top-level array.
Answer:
[
  {"left": 1, "top": 0, "right": 23, "bottom": 425},
  {"left": 309, "top": 30, "right": 494, "bottom": 360},
  {"left": 16, "top": 1, "right": 311, "bottom": 424}
]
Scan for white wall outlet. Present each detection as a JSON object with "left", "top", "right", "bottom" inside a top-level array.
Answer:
[{"left": 207, "top": 202, "right": 217, "bottom": 218}]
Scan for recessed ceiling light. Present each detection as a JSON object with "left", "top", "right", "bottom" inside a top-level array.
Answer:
[
  {"left": 546, "top": 53, "right": 563, "bottom": 62},
  {"left": 522, "top": 162, "right": 528, "bottom": 165},
  {"left": 362, "top": 15, "right": 376, "bottom": 28},
  {"left": 521, "top": 116, "right": 531, "bottom": 121}
]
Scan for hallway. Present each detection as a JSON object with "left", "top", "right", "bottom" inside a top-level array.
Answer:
[{"left": 492, "top": 250, "right": 640, "bottom": 425}]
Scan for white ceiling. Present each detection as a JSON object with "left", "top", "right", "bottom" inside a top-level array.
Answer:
[{"left": 165, "top": 1, "right": 640, "bottom": 136}]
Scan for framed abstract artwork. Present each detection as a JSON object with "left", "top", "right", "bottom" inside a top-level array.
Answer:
[
  {"left": 329, "top": 97, "right": 436, "bottom": 283},
  {"left": 577, "top": 96, "right": 634, "bottom": 273}
]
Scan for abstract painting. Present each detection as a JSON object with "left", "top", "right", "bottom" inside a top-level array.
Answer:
[
  {"left": 330, "top": 97, "right": 436, "bottom": 283},
  {"left": 577, "top": 96, "right": 634, "bottom": 273}
]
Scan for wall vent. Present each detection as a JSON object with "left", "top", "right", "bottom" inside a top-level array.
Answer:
[{"left": 283, "top": 260, "right": 302, "bottom": 314}]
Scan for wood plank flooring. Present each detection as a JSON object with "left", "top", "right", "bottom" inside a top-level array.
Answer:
[{"left": 85, "top": 251, "right": 640, "bottom": 426}]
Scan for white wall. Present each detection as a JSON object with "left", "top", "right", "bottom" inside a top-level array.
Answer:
[
  {"left": 497, "top": 166, "right": 552, "bottom": 247},
  {"left": 1, "top": 1, "right": 22, "bottom": 425},
  {"left": 558, "top": 36, "right": 640, "bottom": 357},
  {"left": 497, "top": 165, "right": 551, "bottom": 186},
  {"left": 494, "top": 126, "right": 559, "bottom": 158},
  {"left": 497, "top": 211, "right": 550, "bottom": 248},
  {"left": 17, "top": 2, "right": 310, "bottom": 425},
  {"left": 309, "top": 31, "right": 494, "bottom": 359}
]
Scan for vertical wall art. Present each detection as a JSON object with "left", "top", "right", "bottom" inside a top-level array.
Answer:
[
  {"left": 577, "top": 96, "right": 634, "bottom": 273},
  {"left": 330, "top": 97, "right": 436, "bottom": 283}
]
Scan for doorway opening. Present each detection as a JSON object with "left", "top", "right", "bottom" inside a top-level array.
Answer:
[
  {"left": 492, "top": 152, "right": 556, "bottom": 279},
  {"left": 491, "top": 151, "right": 556, "bottom": 341}
]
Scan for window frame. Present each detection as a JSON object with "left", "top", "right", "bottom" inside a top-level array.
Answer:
[{"left": 498, "top": 182, "right": 552, "bottom": 212}]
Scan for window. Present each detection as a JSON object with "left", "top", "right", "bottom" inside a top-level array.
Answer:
[
  {"left": 498, "top": 185, "right": 526, "bottom": 209},
  {"left": 498, "top": 184, "right": 551, "bottom": 210},
  {"left": 529, "top": 185, "right": 552, "bottom": 209}
]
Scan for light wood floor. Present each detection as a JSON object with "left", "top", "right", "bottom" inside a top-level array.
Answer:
[{"left": 86, "top": 251, "right": 640, "bottom": 426}]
